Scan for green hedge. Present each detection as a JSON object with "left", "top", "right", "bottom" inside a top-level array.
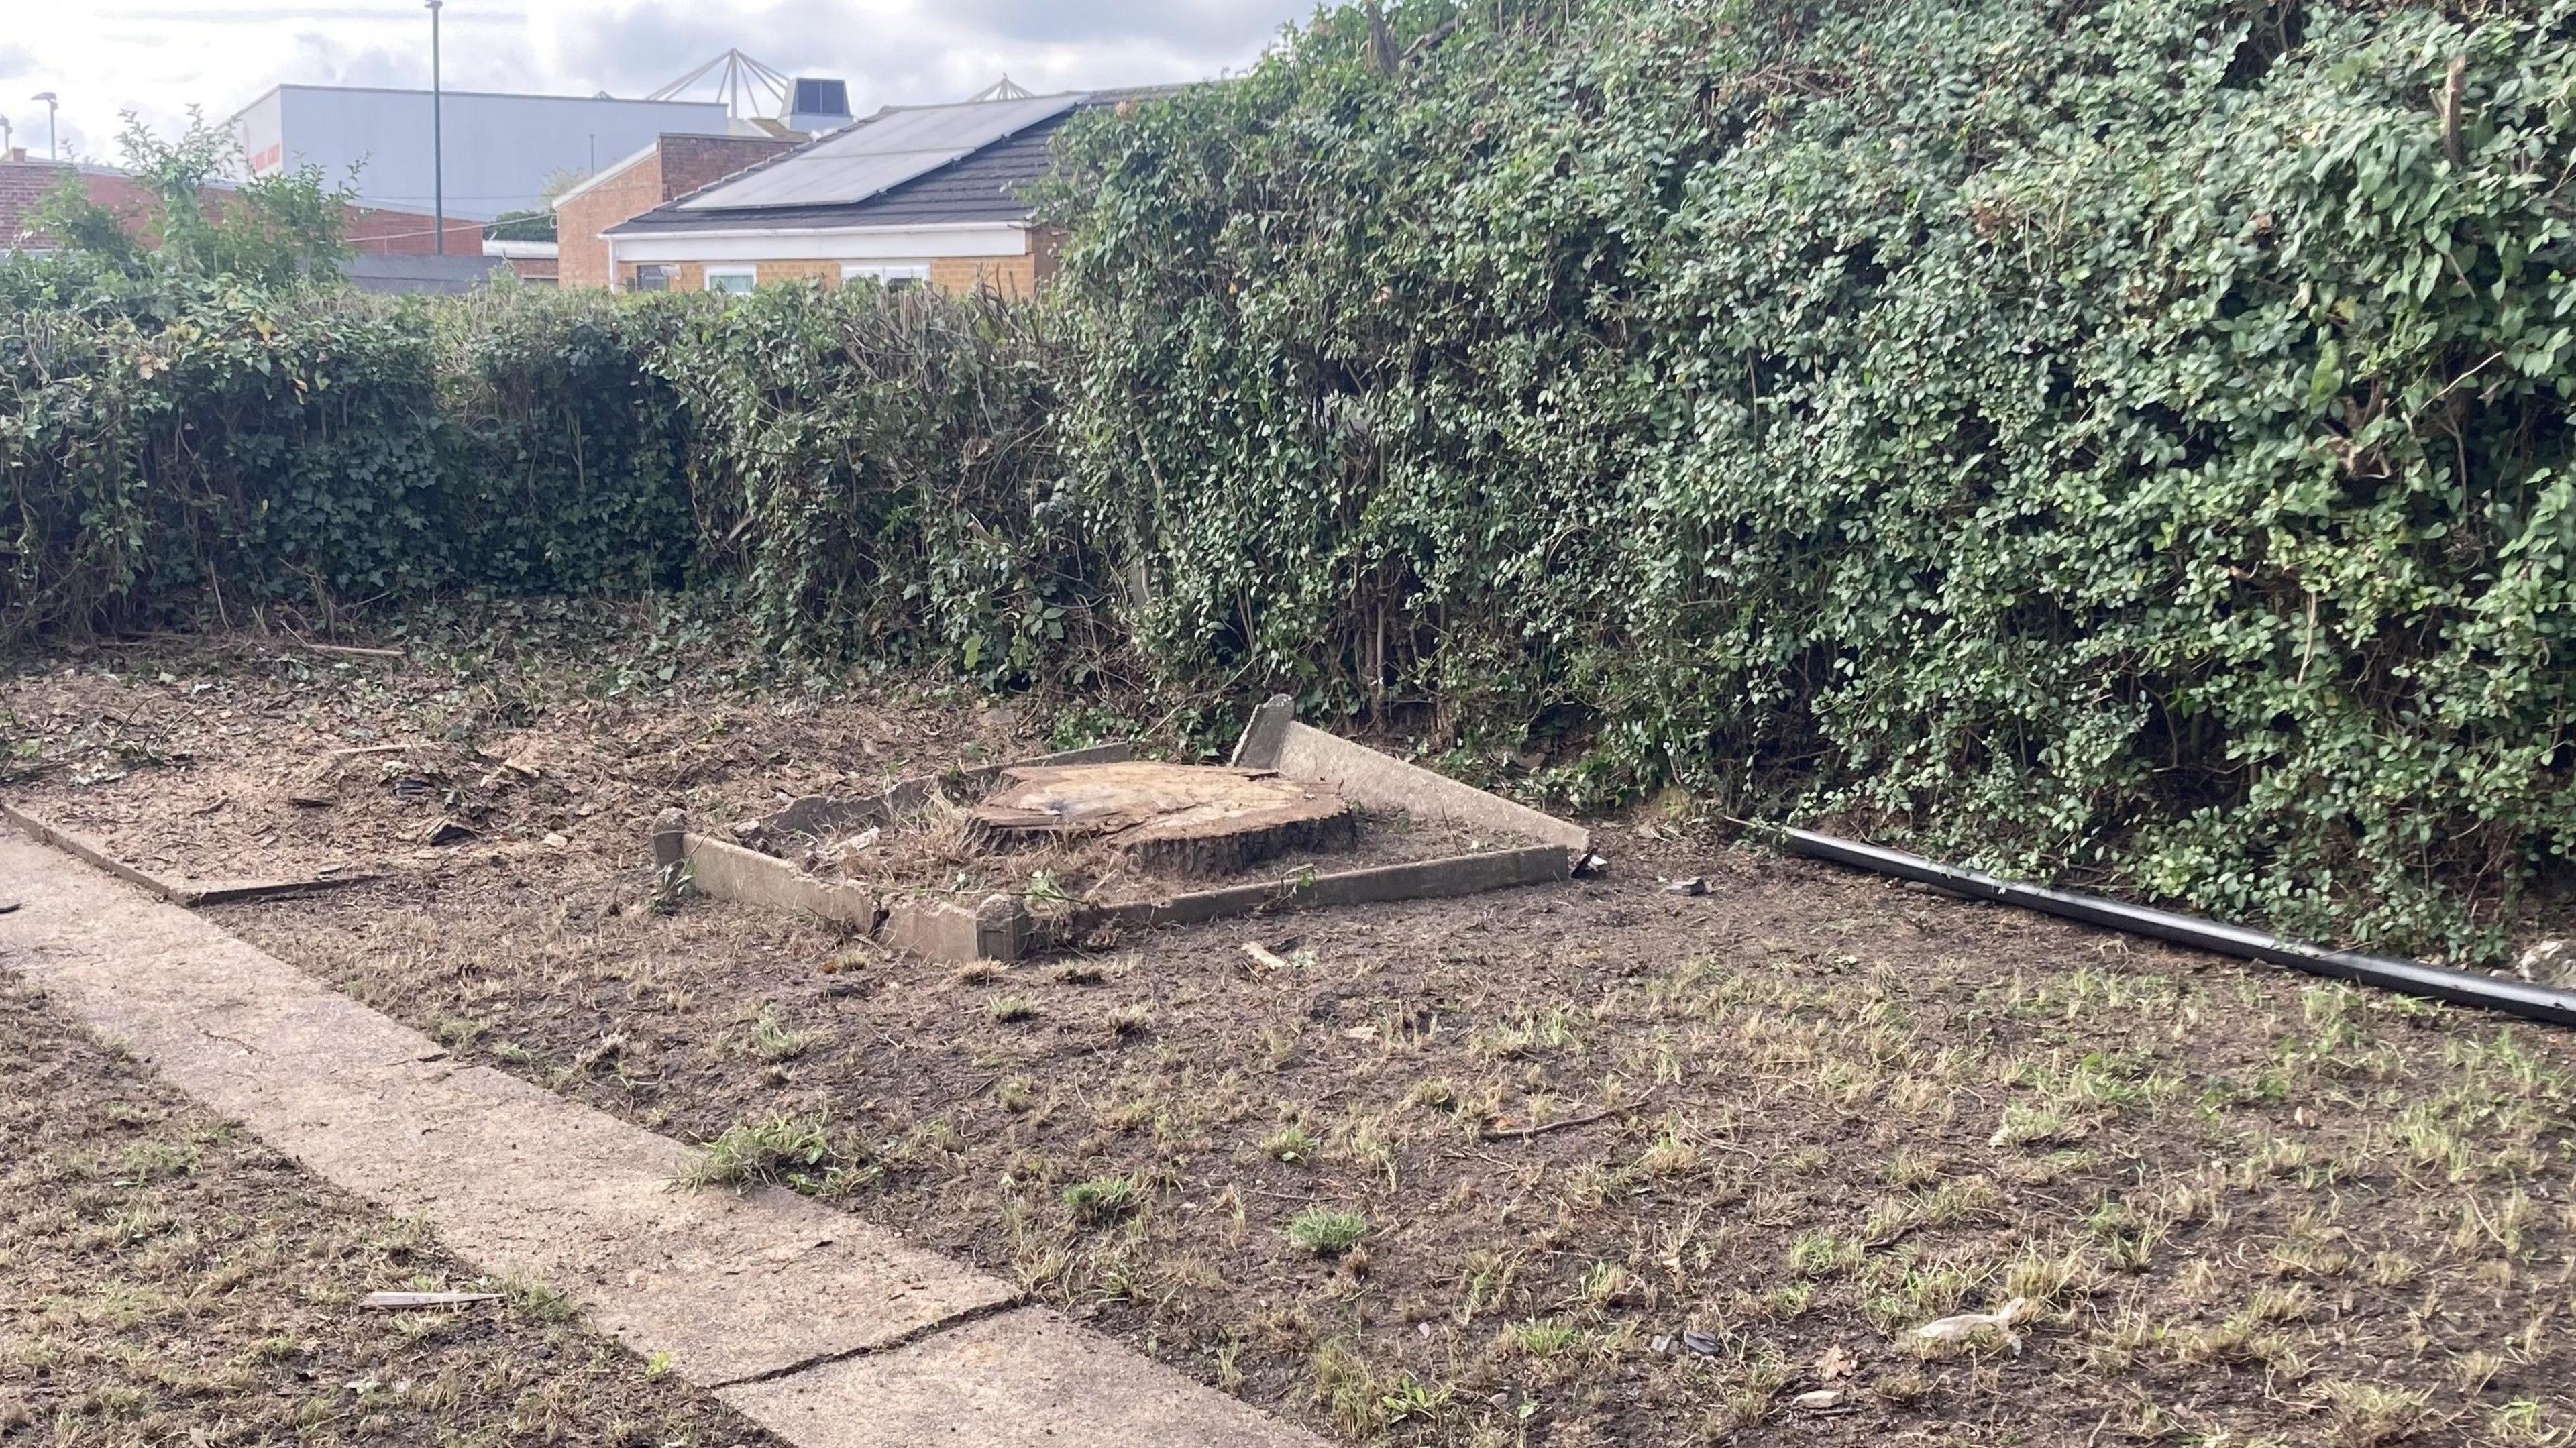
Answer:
[
  {"left": 1036, "top": 0, "right": 2576, "bottom": 957},
  {"left": 3, "top": 0, "right": 2573, "bottom": 960}
]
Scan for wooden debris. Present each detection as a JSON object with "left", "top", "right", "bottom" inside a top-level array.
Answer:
[
  {"left": 176, "top": 875, "right": 379, "bottom": 907},
  {"left": 419, "top": 819, "right": 478, "bottom": 846},
  {"left": 1241, "top": 940, "right": 1293, "bottom": 973},
  {"left": 1479, "top": 1095, "right": 1650, "bottom": 1143},
  {"left": 358, "top": 1290, "right": 502, "bottom": 1311}
]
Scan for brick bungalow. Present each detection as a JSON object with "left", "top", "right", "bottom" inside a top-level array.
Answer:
[
  {"left": 597, "top": 91, "right": 1116, "bottom": 298},
  {"left": 551, "top": 132, "right": 798, "bottom": 290}
]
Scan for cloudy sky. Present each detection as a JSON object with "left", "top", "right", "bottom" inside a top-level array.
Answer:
[{"left": 0, "top": 1, "right": 1313, "bottom": 164}]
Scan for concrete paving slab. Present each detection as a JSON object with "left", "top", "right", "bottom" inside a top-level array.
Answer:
[
  {"left": 721, "top": 1306, "right": 1321, "bottom": 1448},
  {"left": 0, "top": 831, "right": 1013, "bottom": 1388}
]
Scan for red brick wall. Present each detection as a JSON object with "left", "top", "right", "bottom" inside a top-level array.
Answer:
[
  {"left": 345, "top": 205, "right": 485, "bottom": 256},
  {"left": 557, "top": 135, "right": 790, "bottom": 290},
  {"left": 557, "top": 154, "right": 663, "bottom": 290},
  {"left": 656, "top": 135, "right": 792, "bottom": 201},
  {"left": 0, "top": 161, "right": 213, "bottom": 249},
  {"left": 3, "top": 159, "right": 480, "bottom": 258}
]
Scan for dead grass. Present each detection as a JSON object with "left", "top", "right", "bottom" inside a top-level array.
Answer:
[
  {"left": 0, "top": 975, "right": 775, "bottom": 1446},
  {"left": 9, "top": 634, "right": 2576, "bottom": 1447}
]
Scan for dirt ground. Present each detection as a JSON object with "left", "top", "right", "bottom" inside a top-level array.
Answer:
[
  {"left": 5, "top": 627, "right": 2573, "bottom": 1447},
  {"left": 0, "top": 974, "right": 784, "bottom": 1447}
]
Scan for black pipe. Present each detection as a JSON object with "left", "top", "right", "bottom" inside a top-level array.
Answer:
[{"left": 1776, "top": 827, "right": 2576, "bottom": 1029}]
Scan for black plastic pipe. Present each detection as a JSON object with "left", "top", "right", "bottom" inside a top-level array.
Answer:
[{"left": 1776, "top": 827, "right": 2576, "bottom": 1029}]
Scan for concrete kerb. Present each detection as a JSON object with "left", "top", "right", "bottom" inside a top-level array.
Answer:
[
  {"left": 0, "top": 830, "right": 1324, "bottom": 1446},
  {"left": 0, "top": 798, "right": 378, "bottom": 905}
]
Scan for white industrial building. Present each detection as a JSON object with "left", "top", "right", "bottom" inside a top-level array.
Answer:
[{"left": 229, "top": 85, "right": 736, "bottom": 221}]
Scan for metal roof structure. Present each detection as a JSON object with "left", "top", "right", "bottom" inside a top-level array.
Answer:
[{"left": 674, "top": 92, "right": 1084, "bottom": 212}]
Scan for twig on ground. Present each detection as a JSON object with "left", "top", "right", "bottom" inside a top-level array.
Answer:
[{"left": 1480, "top": 1092, "right": 1653, "bottom": 1142}]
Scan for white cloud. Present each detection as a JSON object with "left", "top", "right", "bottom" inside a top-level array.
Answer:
[{"left": 10, "top": 0, "right": 1307, "bottom": 168}]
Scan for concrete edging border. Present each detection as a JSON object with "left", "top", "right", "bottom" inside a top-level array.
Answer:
[{"left": 653, "top": 699, "right": 1593, "bottom": 962}]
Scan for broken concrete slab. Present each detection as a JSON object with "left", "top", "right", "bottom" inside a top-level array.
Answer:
[
  {"left": 720, "top": 1306, "right": 1320, "bottom": 1448},
  {"left": 680, "top": 832, "right": 882, "bottom": 930},
  {"left": 0, "top": 832, "right": 1012, "bottom": 1388},
  {"left": 1228, "top": 693, "right": 1296, "bottom": 772},
  {"left": 1271, "top": 722, "right": 1590, "bottom": 855}
]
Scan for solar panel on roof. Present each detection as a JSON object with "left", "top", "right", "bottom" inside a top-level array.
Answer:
[{"left": 677, "top": 92, "right": 1083, "bottom": 211}]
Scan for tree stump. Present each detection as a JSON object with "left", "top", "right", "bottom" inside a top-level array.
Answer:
[{"left": 968, "top": 762, "right": 1356, "bottom": 877}]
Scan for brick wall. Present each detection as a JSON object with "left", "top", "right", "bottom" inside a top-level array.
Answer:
[
  {"left": 757, "top": 259, "right": 839, "bottom": 287},
  {"left": 618, "top": 259, "right": 707, "bottom": 292},
  {"left": 561, "top": 135, "right": 791, "bottom": 290},
  {"left": 1, "top": 161, "right": 208, "bottom": 249},
  {"left": 930, "top": 249, "right": 1038, "bottom": 298},
  {"left": 3, "top": 158, "right": 482, "bottom": 258},
  {"left": 658, "top": 135, "right": 793, "bottom": 201},
  {"left": 345, "top": 205, "right": 485, "bottom": 256},
  {"left": 559, "top": 155, "right": 664, "bottom": 290}
]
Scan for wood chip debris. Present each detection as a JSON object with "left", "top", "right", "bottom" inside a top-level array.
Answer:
[{"left": 358, "top": 1290, "right": 502, "bottom": 1311}]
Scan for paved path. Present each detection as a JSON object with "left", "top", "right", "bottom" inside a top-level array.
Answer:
[{"left": 0, "top": 831, "right": 1319, "bottom": 1448}]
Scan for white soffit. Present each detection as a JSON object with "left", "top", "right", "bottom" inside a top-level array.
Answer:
[{"left": 678, "top": 93, "right": 1083, "bottom": 212}]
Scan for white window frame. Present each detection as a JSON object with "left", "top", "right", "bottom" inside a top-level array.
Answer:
[
  {"left": 704, "top": 266, "right": 758, "bottom": 295},
  {"left": 841, "top": 261, "right": 930, "bottom": 290}
]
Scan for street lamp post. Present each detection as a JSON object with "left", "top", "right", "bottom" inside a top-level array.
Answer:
[
  {"left": 32, "top": 93, "right": 57, "bottom": 160},
  {"left": 426, "top": 0, "right": 445, "bottom": 254}
]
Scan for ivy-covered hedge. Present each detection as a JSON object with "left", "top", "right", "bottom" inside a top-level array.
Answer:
[
  {"left": 0, "top": 278, "right": 1060, "bottom": 673},
  {"left": 4, "top": 0, "right": 2573, "bottom": 960},
  {"left": 1037, "top": 0, "right": 2576, "bottom": 956}
]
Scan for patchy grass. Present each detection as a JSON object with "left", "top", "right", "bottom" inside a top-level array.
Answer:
[
  {"left": 678, "top": 1112, "right": 872, "bottom": 1197},
  {"left": 0, "top": 976, "right": 774, "bottom": 1445},
  {"left": 1285, "top": 1208, "right": 1368, "bottom": 1256},
  {"left": 20, "top": 631, "right": 2576, "bottom": 1447},
  {"left": 1063, "top": 1174, "right": 1142, "bottom": 1225}
]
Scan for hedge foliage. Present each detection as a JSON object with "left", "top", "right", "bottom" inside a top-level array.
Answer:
[
  {"left": 0, "top": 274, "right": 1057, "bottom": 671},
  {"left": 1038, "top": 0, "right": 2576, "bottom": 956},
  {"left": 4, "top": 0, "right": 2573, "bottom": 958}
]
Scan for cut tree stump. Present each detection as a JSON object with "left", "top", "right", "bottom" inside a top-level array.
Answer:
[{"left": 969, "top": 762, "right": 1355, "bottom": 877}]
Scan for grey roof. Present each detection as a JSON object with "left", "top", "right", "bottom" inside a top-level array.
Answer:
[
  {"left": 607, "top": 94, "right": 1102, "bottom": 238},
  {"left": 338, "top": 252, "right": 513, "bottom": 294},
  {"left": 680, "top": 91, "right": 1076, "bottom": 211}
]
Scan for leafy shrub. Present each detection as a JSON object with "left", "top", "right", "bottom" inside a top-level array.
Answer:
[
  {"left": 1040, "top": 0, "right": 2576, "bottom": 958},
  {"left": 6, "top": 0, "right": 2575, "bottom": 964},
  {"left": 653, "top": 280, "right": 1085, "bottom": 684}
]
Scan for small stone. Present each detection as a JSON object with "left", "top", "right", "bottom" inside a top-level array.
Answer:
[
  {"left": 542, "top": 832, "right": 570, "bottom": 848},
  {"left": 1792, "top": 1389, "right": 1844, "bottom": 1410},
  {"left": 1914, "top": 1298, "right": 2035, "bottom": 1356},
  {"left": 1662, "top": 877, "right": 1706, "bottom": 896},
  {"left": 1648, "top": 1334, "right": 1673, "bottom": 1356},
  {"left": 1681, "top": 1327, "right": 1722, "bottom": 1357}
]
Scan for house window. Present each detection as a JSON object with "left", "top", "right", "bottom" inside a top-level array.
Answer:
[
  {"left": 841, "top": 262, "right": 930, "bottom": 292},
  {"left": 704, "top": 266, "right": 758, "bottom": 296},
  {"left": 631, "top": 264, "right": 675, "bottom": 292}
]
